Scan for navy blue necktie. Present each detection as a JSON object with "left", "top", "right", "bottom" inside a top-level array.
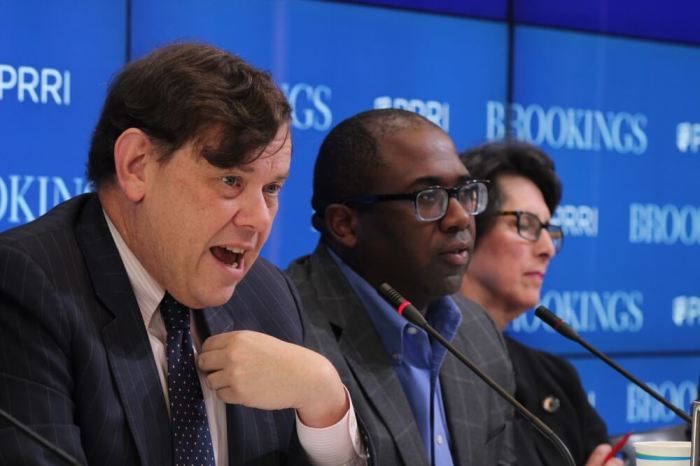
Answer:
[{"left": 160, "top": 292, "right": 216, "bottom": 466}]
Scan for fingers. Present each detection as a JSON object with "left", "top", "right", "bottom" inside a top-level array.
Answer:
[
  {"left": 202, "top": 366, "right": 228, "bottom": 390},
  {"left": 584, "top": 443, "right": 624, "bottom": 466},
  {"left": 200, "top": 331, "right": 232, "bottom": 352},
  {"left": 197, "top": 347, "right": 229, "bottom": 372},
  {"left": 198, "top": 330, "right": 266, "bottom": 372},
  {"left": 584, "top": 444, "right": 610, "bottom": 466},
  {"left": 605, "top": 457, "right": 624, "bottom": 466},
  {"left": 195, "top": 330, "right": 349, "bottom": 425},
  {"left": 196, "top": 330, "right": 305, "bottom": 409}
]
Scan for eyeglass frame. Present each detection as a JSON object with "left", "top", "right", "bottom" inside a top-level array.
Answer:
[
  {"left": 339, "top": 180, "right": 489, "bottom": 222},
  {"left": 496, "top": 210, "right": 564, "bottom": 252}
]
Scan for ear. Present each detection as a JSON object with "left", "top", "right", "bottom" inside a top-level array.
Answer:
[
  {"left": 113, "top": 128, "right": 153, "bottom": 203},
  {"left": 324, "top": 204, "right": 359, "bottom": 248}
]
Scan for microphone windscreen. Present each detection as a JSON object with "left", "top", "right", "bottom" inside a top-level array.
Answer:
[
  {"left": 377, "top": 283, "right": 404, "bottom": 309},
  {"left": 377, "top": 283, "right": 428, "bottom": 326},
  {"left": 535, "top": 305, "right": 579, "bottom": 341}
]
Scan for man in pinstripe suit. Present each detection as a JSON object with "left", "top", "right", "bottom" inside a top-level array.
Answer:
[
  {"left": 0, "top": 43, "right": 363, "bottom": 465},
  {"left": 287, "top": 109, "right": 517, "bottom": 465}
]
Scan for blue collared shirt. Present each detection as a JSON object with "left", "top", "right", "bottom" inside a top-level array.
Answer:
[{"left": 329, "top": 250, "right": 462, "bottom": 466}]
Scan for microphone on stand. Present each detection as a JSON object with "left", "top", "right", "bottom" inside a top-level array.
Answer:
[
  {"left": 0, "top": 407, "right": 82, "bottom": 465},
  {"left": 535, "top": 305, "right": 692, "bottom": 424},
  {"left": 377, "top": 283, "right": 576, "bottom": 466}
]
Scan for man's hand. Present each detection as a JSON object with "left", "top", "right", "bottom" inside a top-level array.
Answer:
[
  {"left": 198, "top": 330, "right": 349, "bottom": 428},
  {"left": 584, "top": 443, "right": 625, "bottom": 466}
]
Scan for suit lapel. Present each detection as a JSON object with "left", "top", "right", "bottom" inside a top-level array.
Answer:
[
  {"left": 197, "top": 305, "right": 234, "bottom": 337},
  {"left": 440, "top": 297, "right": 499, "bottom": 466},
  {"left": 309, "top": 246, "right": 429, "bottom": 466},
  {"left": 76, "top": 196, "right": 172, "bottom": 466},
  {"left": 195, "top": 275, "right": 288, "bottom": 465},
  {"left": 440, "top": 337, "right": 479, "bottom": 466},
  {"left": 196, "top": 306, "right": 243, "bottom": 466}
]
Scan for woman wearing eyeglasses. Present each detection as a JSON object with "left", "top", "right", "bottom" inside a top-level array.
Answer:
[{"left": 460, "top": 141, "right": 622, "bottom": 466}]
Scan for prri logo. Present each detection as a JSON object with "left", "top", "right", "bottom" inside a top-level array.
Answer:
[
  {"left": 672, "top": 295, "right": 700, "bottom": 327},
  {"left": 676, "top": 122, "right": 700, "bottom": 153},
  {"left": 280, "top": 82, "right": 332, "bottom": 131},
  {"left": 0, "top": 63, "right": 71, "bottom": 105},
  {"left": 374, "top": 96, "right": 450, "bottom": 131},
  {"left": 552, "top": 204, "right": 599, "bottom": 237}
]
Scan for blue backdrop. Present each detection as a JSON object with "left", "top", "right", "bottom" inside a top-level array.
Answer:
[{"left": 1, "top": 0, "right": 698, "bottom": 436}]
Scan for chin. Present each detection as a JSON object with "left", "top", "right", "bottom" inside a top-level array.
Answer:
[
  {"left": 195, "top": 285, "right": 237, "bottom": 308},
  {"left": 521, "top": 297, "right": 540, "bottom": 311},
  {"left": 439, "top": 275, "right": 464, "bottom": 294},
  {"left": 424, "top": 284, "right": 461, "bottom": 304}
]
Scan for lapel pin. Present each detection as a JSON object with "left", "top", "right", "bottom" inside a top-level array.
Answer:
[{"left": 542, "top": 395, "right": 560, "bottom": 413}]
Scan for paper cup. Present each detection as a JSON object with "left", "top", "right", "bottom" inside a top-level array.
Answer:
[{"left": 634, "top": 441, "right": 691, "bottom": 465}]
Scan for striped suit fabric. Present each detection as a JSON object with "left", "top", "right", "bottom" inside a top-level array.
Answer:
[
  {"left": 0, "top": 193, "right": 308, "bottom": 466},
  {"left": 286, "top": 243, "right": 517, "bottom": 466}
]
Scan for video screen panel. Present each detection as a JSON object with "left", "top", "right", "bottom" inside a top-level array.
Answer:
[
  {"left": 569, "top": 355, "right": 699, "bottom": 434},
  {"left": 514, "top": 0, "right": 700, "bottom": 45},
  {"left": 325, "top": 0, "right": 507, "bottom": 20},
  {"left": 0, "top": 0, "right": 127, "bottom": 233},
  {"left": 505, "top": 25, "right": 700, "bottom": 354},
  {"left": 131, "top": 0, "right": 508, "bottom": 268}
]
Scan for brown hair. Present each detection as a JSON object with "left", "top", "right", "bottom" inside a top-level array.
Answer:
[
  {"left": 87, "top": 42, "right": 291, "bottom": 188},
  {"left": 461, "top": 140, "right": 563, "bottom": 248}
]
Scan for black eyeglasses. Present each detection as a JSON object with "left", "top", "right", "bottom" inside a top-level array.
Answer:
[
  {"left": 497, "top": 210, "right": 564, "bottom": 252},
  {"left": 341, "top": 180, "right": 489, "bottom": 222}
]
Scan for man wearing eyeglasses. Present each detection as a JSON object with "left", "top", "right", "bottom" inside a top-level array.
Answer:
[
  {"left": 460, "top": 141, "right": 621, "bottom": 466},
  {"left": 286, "top": 109, "right": 516, "bottom": 466}
]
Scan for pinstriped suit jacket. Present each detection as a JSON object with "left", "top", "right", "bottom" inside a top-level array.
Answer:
[
  {"left": 286, "top": 243, "right": 517, "bottom": 466},
  {"left": 0, "top": 194, "right": 307, "bottom": 466}
]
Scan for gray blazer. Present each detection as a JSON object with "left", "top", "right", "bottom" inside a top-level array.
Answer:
[{"left": 286, "top": 243, "right": 517, "bottom": 466}]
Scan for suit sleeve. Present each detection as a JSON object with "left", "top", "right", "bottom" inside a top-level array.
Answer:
[
  {"left": 280, "top": 267, "right": 306, "bottom": 344},
  {"left": 0, "top": 244, "right": 88, "bottom": 465}
]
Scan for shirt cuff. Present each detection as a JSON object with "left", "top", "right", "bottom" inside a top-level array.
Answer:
[{"left": 296, "top": 386, "right": 367, "bottom": 466}]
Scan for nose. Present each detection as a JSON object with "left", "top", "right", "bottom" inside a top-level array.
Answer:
[
  {"left": 536, "top": 229, "right": 557, "bottom": 259},
  {"left": 440, "top": 196, "right": 473, "bottom": 232},
  {"left": 231, "top": 189, "right": 275, "bottom": 233}
]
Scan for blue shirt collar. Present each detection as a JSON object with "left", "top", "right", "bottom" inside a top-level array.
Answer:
[{"left": 327, "top": 248, "right": 463, "bottom": 363}]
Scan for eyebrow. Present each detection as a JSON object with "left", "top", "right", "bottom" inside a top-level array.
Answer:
[
  {"left": 275, "top": 171, "right": 290, "bottom": 183},
  {"left": 407, "top": 175, "right": 473, "bottom": 189},
  {"left": 216, "top": 165, "right": 290, "bottom": 183},
  {"left": 233, "top": 165, "right": 255, "bottom": 173}
]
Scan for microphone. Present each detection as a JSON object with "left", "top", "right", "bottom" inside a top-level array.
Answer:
[
  {"left": 535, "top": 305, "right": 692, "bottom": 424},
  {"left": 377, "top": 283, "right": 576, "bottom": 466},
  {"left": 0, "top": 407, "right": 82, "bottom": 465}
]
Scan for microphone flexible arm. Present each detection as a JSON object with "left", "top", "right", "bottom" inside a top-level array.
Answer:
[
  {"left": 535, "top": 305, "right": 692, "bottom": 424},
  {"left": 0, "top": 407, "right": 82, "bottom": 465},
  {"left": 378, "top": 283, "right": 576, "bottom": 466}
]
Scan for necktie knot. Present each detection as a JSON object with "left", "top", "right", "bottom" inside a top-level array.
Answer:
[{"left": 160, "top": 292, "right": 191, "bottom": 331}]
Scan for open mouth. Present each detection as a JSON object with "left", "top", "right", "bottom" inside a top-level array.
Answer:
[{"left": 210, "top": 246, "right": 244, "bottom": 269}]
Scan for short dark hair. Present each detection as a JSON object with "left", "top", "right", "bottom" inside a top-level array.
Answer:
[
  {"left": 311, "top": 108, "right": 437, "bottom": 231},
  {"left": 460, "top": 140, "right": 562, "bottom": 247},
  {"left": 87, "top": 42, "right": 291, "bottom": 188}
]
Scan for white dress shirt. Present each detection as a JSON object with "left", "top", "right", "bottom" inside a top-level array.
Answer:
[{"left": 104, "top": 213, "right": 366, "bottom": 465}]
